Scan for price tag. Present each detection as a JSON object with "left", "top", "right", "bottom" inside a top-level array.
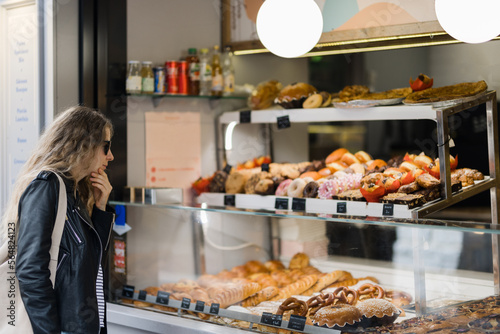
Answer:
[
  {"left": 261, "top": 163, "right": 269, "bottom": 172},
  {"left": 292, "top": 198, "right": 306, "bottom": 211},
  {"left": 224, "top": 194, "right": 236, "bottom": 206},
  {"left": 209, "top": 303, "right": 220, "bottom": 315},
  {"left": 121, "top": 285, "right": 135, "bottom": 298},
  {"left": 288, "top": 314, "right": 306, "bottom": 331},
  {"left": 275, "top": 198, "right": 289, "bottom": 210},
  {"left": 383, "top": 203, "right": 394, "bottom": 216},
  {"left": 138, "top": 290, "right": 147, "bottom": 301},
  {"left": 277, "top": 115, "right": 291, "bottom": 129},
  {"left": 223, "top": 164, "right": 232, "bottom": 174},
  {"left": 239, "top": 110, "right": 251, "bottom": 123},
  {"left": 271, "top": 314, "right": 283, "bottom": 327},
  {"left": 156, "top": 291, "right": 170, "bottom": 305},
  {"left": 337, "top": 202, "right": 347, "bottom": 214},
  {"left": 181, "top": 297, "right": 191, "bottom": 309},
  {"left": 260, "top": 312, "right": 273, "bottom": 325},
  {"left": 195, "top": 300, "right": 205, "bottom": 312}
]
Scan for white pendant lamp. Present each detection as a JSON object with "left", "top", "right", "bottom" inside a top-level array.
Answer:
[
  {"left": 256, "top": 0, "right": 323, "bottom": 58},
  {"left": 435, "top": 0, "right": 500, "bottom": 44}
]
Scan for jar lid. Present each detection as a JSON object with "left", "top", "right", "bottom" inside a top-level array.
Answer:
[
  {"left": 128, "top": 60, "right": 140, "bottom": 63},
  {"left": 188, "top": 48, "right": 197, "bottom": 54},
  {"left": 200, "top": 48, "right": 209, "bottom": 54},
  {"left": 142, "top": 61, "right": 153, "bottom": 64}
]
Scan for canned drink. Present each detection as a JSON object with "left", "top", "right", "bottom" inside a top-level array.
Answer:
[
  {"left": 153, "top": 67, "right": 166, "bottom": 94},
  {"left": 165, "top": 61, "right": 178, "bottom": 94},
  {"left": 177, "top": 61, "right": 188, "bottom": 95}
]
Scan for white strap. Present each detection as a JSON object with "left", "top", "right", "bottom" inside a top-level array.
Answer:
[{"left": 48, "top": 173, "right": 67, "bottom": 287}]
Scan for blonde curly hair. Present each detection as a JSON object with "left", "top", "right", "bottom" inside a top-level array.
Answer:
[{"left": 1, "top": 106, "right": 113, "bottom": 243}]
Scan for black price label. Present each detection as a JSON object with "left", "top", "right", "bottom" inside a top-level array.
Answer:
[
  {"left": 287, "top": 314, "right": 306, "bottom": 331},
  {"left": 224, "top": 194, "right": 236, "bottom": 206},
  {"left": 209, "top": 303, "right": 220, "bottom": 315},
  {"left": 181, "top": 297, "right": 191, "bottom": 309},
  {"left": 271, "top": 314, "right": 283, "bottom": 327},
  {"left": 195, "top": 300, "right": 205, "bottom": 312},
  {"left": 223, "top": 164, "right": 232, "bottom": 174},
  {"left": 122, "top": 285, "right": 135, "bottom": 298},
  {"left": 261, "top": 163, "right": 270, "bottom": 172},
  {"left": 383, "top": 203, "right": 394, "bottom": 216},
  {"left": 156, "top": 291, "right": 170, "bottom": 305},
  {"left": 337, "top": 202, "right": 347, "bottom": 214},
  {"left": 260, "top": 312, "right": 273, "bottom": 325},
  {"left": 277, "top": 115, "right": 291, "bottom": 129},
  {"left": 275, "top": 198, "right": 289, "bottom": 210},
  {"left": 239, "top": 110, "right": 251, "bottom": 123},
  {"left": 292, "top": 198, "right": 306, "bottom": 211},
  {"left": 138, "top": 290, "right": 147, "bottom": 301}
]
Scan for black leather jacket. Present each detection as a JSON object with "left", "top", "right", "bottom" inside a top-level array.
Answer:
[{"left": 16, "top": 171, "right": 115, "bottom": 334}]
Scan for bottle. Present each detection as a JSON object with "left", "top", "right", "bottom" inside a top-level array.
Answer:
[
  {"left": 222, "top": 45, "right": 235, "bottom": 96},
  {"left": 211, "top": 45, "right": 223, "bottom": 97},
  {"left": 126, "top": 61, "right": 142, "bottom": 94},
  {"left": 199, "top": 48, "right": 212, "bottom": 96},
  {"left": 186, "top": 48, "right": 200, "bottom": 95},
  {"left": 141, "top": 61, "right": 154, "bottom": 94}
]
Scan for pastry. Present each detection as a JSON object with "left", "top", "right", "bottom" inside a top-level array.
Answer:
[
  {"left": 274, "top": 179, "right": 292, "bottom": 196},
  {"left": 416, "top": 173, "right": 440, "bottom": 189},
  {"left": 275, "top": 82, "right": 318, "bottom": 109},
  {"left": 287, "top": 178, "right": 307, "bottom": 198},
  {"left": 254, "top": 179, "right": 275, "bottom": 195},
  {"left": 341, "top": 152, "right": 360, "bottom": 166},
  {"left": 312, "top": 304, "right": 363, "bottom": 329},
  {"left": 208, "top": 170, "right": 228, "bottom": 193},
  {"left": 404, "top": 80, "right": 487, "bottom": 104},
  {"left": 335, "top": 85, "right": 370, "bottom": 102},
  {"left": 303, "top": 93, "right": 323, "bottom": 109},
  {"left": 320, "top": 91, "right": 332, "bottom": 107},
  {"left": 240, "top": 286, "right": 279, "bottom": 307},
  {"left": 356, "top": 299, "right": 401, "bottom": 327},
  {"left": 354, "top": 150, "right": 372, "bottom": 164},
  {"left": 244, "top": 260, "right": 268, "bottom": 274},
  {"left": 225, "top": 170, "right": 251, "bottom": 194},
  {"left": 326, "top": 148, "right": 349, "bottom": 164},
  {"left": 289, "top": 252, "right": 310, "bottom": 269},
  {"left": 271, "top": 274, "right": 318, "bottom": 300},
  {"left": 302, "top": 270, "right": 345, "bottom": 296},
  {"left": 264, "top": 260, "right": 285, "bottom": 272},
  {"left": 248, "top": 80, "right": 283, "bottom": 110},
  {"left": 303, "top": 181, "right": 319, "bottom": 198}
]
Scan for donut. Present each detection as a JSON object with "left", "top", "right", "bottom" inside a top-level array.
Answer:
[
  {"left": 320, "top": 91, "right": 332, "bottom": 107},
  {"left": 318, "top": 179, "right": 340, "bottom": 199},
  {"left": 326, "top": 161, "right": 348, "bottom": 173},
  {"left": 325, "top": 148, "right": 349, "bottom": 165},
  {"left": 303, "top": 93, "right": 323, "bottom": 109},
  {"left": 303, "top": 181, "right": 319, "bottom": 198},
  {"left": 340, "top": 152, "right": 360, "bottom": 166},
  {"left": 354, "top": 150, "right": 372, "bottom": 163},
  {"left": 299, "top": 171, "right": 321, "bottom": 180},
  {"left": 318, "top": 167, "right": 334, "bottom": 177},
  {"left": 287, "top": 178, "right": 307, "bottom": 198},
  {"left": 275, "top": 179, "right": 292, "bottom": 196}
]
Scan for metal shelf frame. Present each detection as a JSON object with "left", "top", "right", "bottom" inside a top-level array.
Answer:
[{"left": 216, "top": 91, "right": 500, "bottom": 315}]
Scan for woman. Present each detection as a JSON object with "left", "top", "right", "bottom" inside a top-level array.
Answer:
[{"left": 2, "top": 106, "right": 115, "bottom": 333}]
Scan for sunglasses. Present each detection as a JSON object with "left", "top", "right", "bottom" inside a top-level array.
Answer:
[{"left": 103, "top": 140, "right": 112, "bottom": 155}]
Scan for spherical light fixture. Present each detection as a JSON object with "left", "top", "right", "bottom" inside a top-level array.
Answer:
[
  {"left": 256, "top": 0, "right": 323, "bottom": 58},
  {"left": 435, "top": 0, "right": 500, "bottom": 44}
]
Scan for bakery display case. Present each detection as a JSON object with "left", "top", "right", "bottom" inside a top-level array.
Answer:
[{"left": 107, "top": 91, "right": 500, "bottom": 333}]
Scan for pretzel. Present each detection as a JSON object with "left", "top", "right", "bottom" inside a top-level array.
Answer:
[
  {"left": 332, "top": 287, "right": 358, "bottom": 305},
  {"left": 306, "top": 293, "right": 335, "bottom": 316},
  {"left": 358, "top": 283, "right": 385, "bottom": 300},
  {"left": 276, "top": 297, "right": 308, "bottom": 317}
]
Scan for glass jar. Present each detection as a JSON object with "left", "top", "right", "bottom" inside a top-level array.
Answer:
[
  {"left": 141, "top": 61, "right": 154, "bottom": 94},
  {"left": 126, "top": 61, "right": 142, "bottom": 94}
]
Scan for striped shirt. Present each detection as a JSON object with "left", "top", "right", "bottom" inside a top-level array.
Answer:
[{"left": 97, "top": 264, "right": 105, "bottom": 327}]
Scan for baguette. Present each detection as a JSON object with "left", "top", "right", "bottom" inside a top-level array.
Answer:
[
  {"left": 270, "top": 274, "right": 318, "bottom": 301},
  {"left": 301, "top": 270, "right": 345, "bottom": 296},
  {"left": 240, "top": 286, "right": 279, "bottom": 307}
]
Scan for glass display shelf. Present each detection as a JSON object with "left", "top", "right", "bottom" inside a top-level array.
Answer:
[
  {"left": 127, "top": 93, "right": 247, "bottom": 100},
  {"left": 109, "top": 200, "right": 500, "bottom": 235}
]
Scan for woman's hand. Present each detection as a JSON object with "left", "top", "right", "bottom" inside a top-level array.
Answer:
[{"left": 90, "top": 168, "right": 112, "bottom": 211}]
